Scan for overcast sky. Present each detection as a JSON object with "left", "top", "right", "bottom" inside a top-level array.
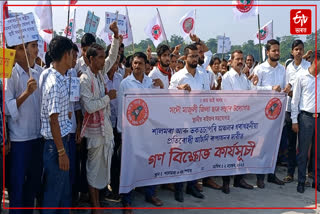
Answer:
[{"left": 7, "top": 0, "right": 320, "bottom": 45}]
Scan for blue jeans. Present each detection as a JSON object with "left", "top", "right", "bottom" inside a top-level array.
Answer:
[
  {"left": 297, "top": 112, "right": 319, "bottom": 184},
  {"left": 42, "top": 136, "right": 71, "bottom": 214},
  {"left": 9, "top": 139, "right": 43, "bottom": 214}
]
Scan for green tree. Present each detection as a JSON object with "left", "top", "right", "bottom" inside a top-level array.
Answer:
[{"left": 206, "top": 38, "right": 218, "bottom": 54}]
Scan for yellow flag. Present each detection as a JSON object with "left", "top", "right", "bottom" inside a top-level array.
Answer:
[{"left": 0, "top": 48, "right": 16, "bottom": 78}]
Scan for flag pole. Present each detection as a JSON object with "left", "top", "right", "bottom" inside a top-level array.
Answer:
[
  {"left": 156, "top": 8, "right": 169, "bottom": 46},
  {"left": 257, "top": 13, "right": 262, "bottom": 63},
  {"left": 65, "top": 1, "right": 70, "bottom": 37}
]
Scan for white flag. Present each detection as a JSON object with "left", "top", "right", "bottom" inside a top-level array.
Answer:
[
  {"left": 233, "top": 0, "right": 258, "bottom": 20},
  {"left": 254, "top": 20, "right": 273, "bottom": 44},
  {"left": 64, "top": 8, "right": 77, "bottom": 42},
  {"left": 144, "top": 13, "right": 166, "bottom": 47},
  {"left": 217, "top": 35, "right": 231, "bottom": 54},
  {"left": 35, "top": 0, "right": 53, "bottom": 44},
  {"left": 179, "top": 9, "right": 196, "bottom": 39},
  {"left": 125, "top": 6, "right": 134, "bottom": 47}
]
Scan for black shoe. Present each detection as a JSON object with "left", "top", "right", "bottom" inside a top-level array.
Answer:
[
  {"left": 174, "top": 191, "right": 184, "bottom": 202},
  {"left": 256, "top": 179, "right": 265, "bottom": 189},
  {"left": 297, "top": 182, "right": 305, "bottom": 193},
  {"left": 267, "top": 175, "right": 285, "bottom": 185},
  {"left": 221, "top": 184, "right": 230, "bottom": 194},
  {"left": 186, "top": 185, "right": 204, "bottom": 199},
  {"left": 234, "top": 179, "right": 254, "bottom": 189}
]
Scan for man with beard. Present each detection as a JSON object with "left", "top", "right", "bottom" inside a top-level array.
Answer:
[
  {"left": 253, "top": 39, "right": 287, "bottom": 188},
  {"left": 148, "top": 44, "right": 171, "bottom": 89},
  {"left": 191, "top": 34, "right": 215, "bottom": 90},
  {"left": 220, "top": 50, "right": 256, "bottom": 194},
  {"left": 169, "top": 44, "right": 209, "bottom": 202},
  {"left": 191, "top": 35, "right": 221, "bottom": 189}
]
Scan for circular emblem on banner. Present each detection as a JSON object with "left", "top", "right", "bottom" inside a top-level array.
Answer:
[
  {"left": 126, "top": 99, "right": 149, "bottom": 126},
  {"left": 182, "top": 17, "right": 194, "bottom": 34},
  {"left": 257, "top": 27, "right": 268, "bottom": 40},
  {"left": 265, "top": 98, "right": 282, "bottom": 120},
  {"left": 236, "top": 0, "right": 254, "bottom": 13},
  {"left": 152, "top": 25, "right": 162, "bottom": 40}
]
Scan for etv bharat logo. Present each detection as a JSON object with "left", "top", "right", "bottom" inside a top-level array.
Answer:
[
  {"left": 126, "top": 99, "right": 149, "bottom": 126},
  {"left": 290, "top": 9, "right": 311, "bottom": 35},
  {"left": 265, "top": 98, "right": 282, "bottom": 120},
  {"left": 236, "top": 0, "right": 255, "bottom": 13},
  {"left": 152, "top": 25, "right": 162, "bottom": 40}
]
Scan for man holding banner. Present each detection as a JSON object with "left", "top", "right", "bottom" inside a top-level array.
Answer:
[
  {"left": 169, "top": 44, "right": 210, "bottom": 202},
  {"left": 221, "top": 50, "right": 256, "bottom": 194},
  {"left": 118, "top": 52, "right": 165, "bottom": 212},
  {"left": 253, "top": 39, "right": 288, "bottom": 188}
]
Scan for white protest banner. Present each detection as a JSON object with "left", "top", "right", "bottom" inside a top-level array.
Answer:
[
  {"left": 217, "top": 35, "right": 231, "bottom": 54},
  {"left": 120, "top": 90, "right": 286, "bottom": 193},
  {"left": 84, "top": 11, "right": 100, "bottom": 35},
  {"left": 100, "top": 12, "right": 131, "bottom": 46},
  {"left": 70, "top": 77, "right": 80, "bottom": 102},
  {"left": 5, "top": 13, "right": 39, "bottom": 47}
]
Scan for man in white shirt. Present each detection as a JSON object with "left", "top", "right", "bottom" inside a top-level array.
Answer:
[
  {"left": 5, "top": 40, "right": 43, "bottom": 212},
  {"left": 148, "top": 44, "right": 171, "bottom": 89},
  {"left": 169, "top": 44, "right": 208, "bottom": 202},
  {"left": 117, "top": 52, "right": 163, "bottom": 213},
  {"left": 253, "top": 39, "right": 287, "bottom": 188},
  {"left": 283, "top": 40, "right": 311, "bottom": 184},
  {"left": 192, "top": 34, "right": 215, "bottom": 90},
  {"left": 220, "top": 50, "right": 255, "bottom": 194},
  {"left": 291, "top": 50, "right": 320, "bottom": 193}
]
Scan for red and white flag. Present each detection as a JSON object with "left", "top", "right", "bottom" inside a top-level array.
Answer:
[
  {"left": 254, "top": 20, "right": 273, "bottom": 44},
  {"left": 144, "top": 13, "right": 166, "bottom": 47},
  {"left": 35, "top": 0, "right": 53, "bottom": 44},
  {"left": 233, "top": 0, "right": 258, "bottom": 20},
  {"left": 179, "top": 9, "right": 196, "bottom": 39}
]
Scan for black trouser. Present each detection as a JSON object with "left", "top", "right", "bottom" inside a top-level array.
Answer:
[
  {"left": 285, "top": 112, "right": 298, "bottom": 176},
  {"left": 110, "top": 127, "right": 122, "bottom": 194},
  {"left": 222, "top": 175, "right": 243, "bottom": 185}
]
